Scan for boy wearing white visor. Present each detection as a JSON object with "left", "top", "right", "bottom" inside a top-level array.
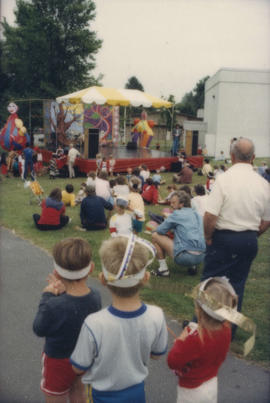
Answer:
[
  {"left": 71, "top": 234, "right": 168, "bottom": 403},
  {"left": 33, "top": 238, "right": 101, "bottom": 402}
]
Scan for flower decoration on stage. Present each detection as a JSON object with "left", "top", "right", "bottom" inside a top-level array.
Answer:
[
  {"left": 0, "top": 103, "right": 30, "bottom": 151},
  {"left": 131, "top": 110, "right": 155, "bottom": 148}
]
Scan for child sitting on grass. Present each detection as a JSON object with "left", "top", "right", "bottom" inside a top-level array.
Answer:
[
  {"left": 109, "top": 197, "right": 133, "bottom": 237},
  {"left": 86, "top": 171, "right": 96, "bottom": 187},
  {"left": 142, "top": 177, "right": 160, "bottom": 205},
  {"left": 168, "top": 277, "right": 238, "bottom": 403},
  {"left": 128, "top": 177, "right": 145, "bottom": 234},
  {"left": 158, "top": 184, "right": 177, "bottom": 205},
  {"left": 75, "top": 183, "right": 87, "bottom": 204},
  {"left": 62, "top": 184, "right": 76, "bottom": 207},
  {"left": 33, "top": 237, "right": 101, "bottom": 403},
  {"left": 70, "top": 234, "right": 168, "bottom": 403}
]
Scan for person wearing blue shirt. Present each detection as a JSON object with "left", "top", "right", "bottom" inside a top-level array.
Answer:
[{"left": 152, "top": 190, "right": 205, "bottom": 277}]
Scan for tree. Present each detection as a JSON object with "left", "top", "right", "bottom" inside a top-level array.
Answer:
[
  {"left": 1, "top": 0, "right": 102, "bottom": 102},
  {"left": 160, "top": 94, "right": 176, "bottom": 130},
  {"left": 177, "top": 76, "right": 209, "bottom": 116},
  {"left": 125, "top": 76, "right": 144, "bottom": 92}
]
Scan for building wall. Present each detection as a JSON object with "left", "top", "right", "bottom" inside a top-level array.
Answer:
[{"left": 204, "top": 68, "right": 270, "bottom": 158}]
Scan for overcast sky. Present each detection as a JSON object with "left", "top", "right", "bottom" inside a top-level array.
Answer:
[{"left": 2, "top": 0, "right": 270, "bottom": 101}]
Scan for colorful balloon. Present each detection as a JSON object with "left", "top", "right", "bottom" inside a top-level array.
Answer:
[{"left": 0, "top": 103, "right": 30, "bottom": 151}]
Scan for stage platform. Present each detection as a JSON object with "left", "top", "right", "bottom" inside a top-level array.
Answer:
[{"left": 41, "top": 146, "right": 203, "bottom": 174}]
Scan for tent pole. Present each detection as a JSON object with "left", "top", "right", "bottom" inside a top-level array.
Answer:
[{"left": 124, "top": 106, "right": 127, "bottom": 144}]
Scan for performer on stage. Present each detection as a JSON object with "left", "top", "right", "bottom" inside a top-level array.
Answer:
[{"left": 131, "top": 110, "right": 154, "bottom": 148}]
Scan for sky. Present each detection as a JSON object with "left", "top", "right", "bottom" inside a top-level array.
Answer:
[{"left": 2, "top": 0, "right": 270, "bottom": 102}]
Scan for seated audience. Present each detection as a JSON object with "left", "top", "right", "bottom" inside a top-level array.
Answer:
[
  {"left": 158, "top": 184, "right": 177, "bottom": 205},
  {"left": 78, "top": 185, "right": 113, "bottom": 231},
  {"left": 191, "top": 184, "right": 208, "bottom": 217},
  {"left": 173, "top": 163, "right": 193, "bottom": 184},
  {"left": 179, "top": 185, "right": 192, "bottom": 198},
  {"left": 140, "top": 164, "right": 150, "bottom": 183},
  {"left": 113, "top": 175, "right": 130, "bottom": 198},
  {"left": 95, "top": 171, "right": 114, "bottom": 206},
  {"left": 62, "top": 184, "right": 76, "bottom": 207},
  {"left": 75, "top": 183, "right": 87, "bottom": 204},
  {"left": 263, "top": 168, "right": 270, "bottom": 183},
  {"left": 142, "top": 178, "right": 159, "bottom": 205},
  {"left": 152, "top": 191, "right": 205, "bottom": 277},
  {"left": 33, "top": 188, "right": 69, "bottom": 230},
  {"left": 152, "top": 169, "right": 166, "bottom": 185},
  {"left": 86, "top": 171, "right": 96, "bottom": 187},
  {"left": 109, "top": 197, "right": 133, "bottom": 237},
  {"left": 128, "top": 178, "right": 145, "bottom": 234},
  {"left": 202, "top": 158, "right": 213, "bottom": 176},
  {"left": 206, "top": 172, "right": 215, "bottom": 193}
]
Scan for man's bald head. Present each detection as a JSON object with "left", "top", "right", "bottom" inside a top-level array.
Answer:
[{"left": 230, "top": 138, "right": 255, "bottom": 163}]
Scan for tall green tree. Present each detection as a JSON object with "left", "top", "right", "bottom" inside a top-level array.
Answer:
[
  {"left": 1, "top": 0, "right": 102, "bottom": 102},
  {"left": 177, "top": 76, "right": 209, "bottom": 116},
  {"left": 125, "top": 76, "right": 144, "bottom": 92}
]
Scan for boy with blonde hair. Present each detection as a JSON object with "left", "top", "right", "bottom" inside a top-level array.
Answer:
[
  {"left": 71, "top": 235, "right": 168, "bottom": 403},
  {"left": 33, "top": 238, "right": 101, "bottom": 402}
]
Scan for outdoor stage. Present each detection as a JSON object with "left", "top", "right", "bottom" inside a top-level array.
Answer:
[{"left": 41, "top": 145, "right": 203, "bottom": 174}]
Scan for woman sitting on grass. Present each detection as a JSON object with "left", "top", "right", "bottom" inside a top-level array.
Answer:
[{"left": 33, "top": 188, "right": 70, "bottom": 231}]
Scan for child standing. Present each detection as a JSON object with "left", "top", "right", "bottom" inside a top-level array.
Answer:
[
  {"left": 49, "top": 154, "right": 59, "bottom": 179},
  {"left": 126, "top": 167, "right": 133, "bottom": 182},
  {"left": 62, "top": 184, "right": 76, "bottom": 207},
  {"left": 108, "top": 154, "right": 116, "bottom": 176},
  {"left": 71, "top": 234, "right": 168, "bottom": 403},
  {"left": 168, "top": 277, "right": 238, "bottom": 403},
  {"left": 101, "top": 157, "right": 108, "bottom": 173},
  {"left": 33, "top": 237, "right": 102, "bottom": 402},
  {"left": 96, "top": 153, "right": 102, "bottom": 175},
  {"left": 109, "top": 197, "right": 133, "bottom": 237},
  {"left": 128, "top": 177, "right": 145, "bottom": 233}
]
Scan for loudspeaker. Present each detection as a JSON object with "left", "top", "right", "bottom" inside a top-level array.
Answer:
[
  {"left": 126, "top": 141, "right": 137, "bottom": 150},
  {"left": 88, "top": 129, "right": 99, "bottom": 158}
]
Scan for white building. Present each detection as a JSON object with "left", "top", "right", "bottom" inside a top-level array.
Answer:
[{"left": 203, "top": 68, "right": 270, "bottom": 158}]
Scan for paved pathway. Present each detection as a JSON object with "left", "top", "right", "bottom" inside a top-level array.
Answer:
[{"left": 0, "top": 227, "right": 269, "bottom": 402}]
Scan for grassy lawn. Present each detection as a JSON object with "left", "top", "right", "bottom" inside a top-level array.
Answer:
[{"left": 1, "top": 158, "right": 269, "bottom": 367}]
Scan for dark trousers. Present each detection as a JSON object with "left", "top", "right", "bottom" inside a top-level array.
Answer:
[
  {"left": 24, "top": 159, "right": 34, "bottom": 180},
  {"left": 201, "top": 230, "right": 258, "bottom": 313},
  {"left": 83, "top": 222, "right": 106, "bottom": 231},
  {"left": 33, "top": 214, "right": 69, "bottom": 231}
]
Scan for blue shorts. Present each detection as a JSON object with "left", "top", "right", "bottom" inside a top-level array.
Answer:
[
  {"left": 174, "top": 251, "right": 205, "bottom": 267},
  {"left": 91, "top": 382, "right": 145, "bottom": 403},
  {"left": 132, "top": 219, "right": 143, "bottom": 233}
]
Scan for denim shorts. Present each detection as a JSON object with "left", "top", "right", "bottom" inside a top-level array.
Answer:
[{"left": 174, "top": 251, "right": 205, "bottom": 267}]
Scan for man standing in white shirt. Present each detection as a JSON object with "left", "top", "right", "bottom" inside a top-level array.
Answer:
[
  {"left": 202, "top": 138, "right": 270, "bottom": 331},
  {"left": 67, "top": 143, "right": 80, "bottom": 178}
]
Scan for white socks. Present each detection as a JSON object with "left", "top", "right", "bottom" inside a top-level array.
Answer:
[{"left": 158, "top": 259, "right": 168, "bottom": 272}]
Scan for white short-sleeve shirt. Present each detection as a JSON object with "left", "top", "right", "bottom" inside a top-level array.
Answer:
[
  {"left": 70, "top": 304, "right": 168, "bottom": 391},
  {"left": 109, "top": 213, "right": 133, "bottom": 236},
  {"left": 206, "top": 163, "right": 270, "bottom": 231}
]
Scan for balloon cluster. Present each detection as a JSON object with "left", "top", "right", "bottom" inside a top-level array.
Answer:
[{"left": 0, "top": 103, "right": 30, "bottom": 151}]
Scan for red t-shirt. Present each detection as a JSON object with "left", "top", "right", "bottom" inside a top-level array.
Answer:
[
  {"left": 167, "top": 324, "right": 231, "bottom": 388},
  {"left": 142, "top": 184, "right": 159, "bottom": 204}
]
